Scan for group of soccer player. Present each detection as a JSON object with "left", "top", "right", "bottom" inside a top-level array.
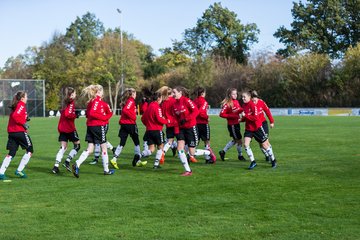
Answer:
[{"left": 0, "top": 84, "right": 276, "bottom": 180}]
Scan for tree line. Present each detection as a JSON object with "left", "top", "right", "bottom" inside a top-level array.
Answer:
[{"left": 0, "top": 1, "right": 359, "bottom": 110}]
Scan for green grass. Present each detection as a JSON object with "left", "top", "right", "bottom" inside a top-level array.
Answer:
[{"left": 0, "top": 116, "right": 359, "bottom": 240}]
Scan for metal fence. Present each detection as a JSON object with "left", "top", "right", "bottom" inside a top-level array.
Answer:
[{"left": 0, "top": 79, "right": 45, "bottom": 117}]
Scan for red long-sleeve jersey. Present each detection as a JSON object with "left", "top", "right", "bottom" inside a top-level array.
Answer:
[
  {"left": 255, "top": 99, "right": 274, "bottom": 124},
  {"left": 140, "top": 101, "right": 148, "bottom": 115},
  {"left": 119, "top": 97, "right": 137, "bottom": 125},
  {"left": 141, "top": 101, "right": 167, "bottom": 131},
  {"left": 7, "top": 101, "right": 28, "bottom": 133},
  {"left": 219, "top": 99, "right": 243, "bottom": 125},
  {"left": 86, "top": 96, "right": 112, "bottom": 126},
  {"left": 58, "top": 100, "right": 77, "bottom": 133},
  {"left": 242, "top": 100, "right": 262, "bottom": 131},
  {"left": 173, "top": 96, "right": 198, "bottom": 129},
  {"left": 193, "top": 96, "right": 209, "bottom": 124},
  {"left": 161, "top": 96, "right": 177, "bottom": 128}
]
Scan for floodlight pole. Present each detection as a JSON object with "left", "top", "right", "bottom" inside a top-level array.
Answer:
[{"left": 117, "top": 8, "right": 124, "bottom": 96}]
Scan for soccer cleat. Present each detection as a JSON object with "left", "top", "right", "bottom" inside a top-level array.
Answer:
[
  {"left": 159, "top": 153, "right": 165, "bottom": 165},
  {"left": 238, "top": 155, "right": 246, "bottom": 161},
  {"left": 89, "top": 159, "right": 99, "bottom": 165},
  {"left": 189, "top": 156, "right": 198, "bottom": 163},
  {"left": 153, "top": 165, "right": 161, "bottom": 169},
  {"left": 136, "top": 160, "right": 148, "bottom": 167},
  {"left": 110, "top": 157, "right": 119, "bottom": 169},
  {"left": 171, "top": 147, "right": 177, "bottom": 157},
  {"left": 208, "top": 148, "right": 217, "bottom": 163},
  {"left": 15, "top": 170, "right": 27, "bottom": 178},
  {"left": 219, "top": 150, "right": 225, "bottom": 161},
  {"left": 248, "top": 161, "right": 257, "bottom": 170},
  {"left": 52, "top": 166, "right": 60, "bottom": 174},
  {"left": 271, "top": 159, "right": 277, "bottom": 168},
  {"left": 0, "top": 174, "right": 7, "bottom": 180},
  {"left": 104, "top": 169, "right": 115, "bottom": 175},
  {"left": 63, "top": 161, "right": 72, "bottom": 172},
  {"left": 181, "top": 171, "right": 192, "bottom": 176},
  {"left": 132, "top": 154, "right": 141, "bottom": 167},
  {"left": 72, "top": 164, "right": 79, "bottom": 178}
]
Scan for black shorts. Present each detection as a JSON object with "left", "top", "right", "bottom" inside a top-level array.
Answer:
[
  {"left": 85, "top": 126, "right": 107, "bottom": 144},
  {"left": 227, "top": 124, "right": 242, "bottom": 140},
  {"left": 176, "top": 126, "right": 198, "bottom": 148},
  {"left": 118, "top": 124, "right": 140, "bottom": 146},
  {"left": 197, "top": 124, "right": 210, "bottom": 142},
  {"left": 7, "top": 132, "right": 33, "bottom": 153},
  {"left": 58, "top": 131, "right": 80, "bottom": 142},
  {"left": 262, "top": 121, "right": 269, "bottom": 135},
  {"left": 244, "top": 126, "right": 268, "bottom": 143},
  {"left": 144, "top": 130, "right": 165, "bottom": 146},
  {"left": 166, "top": 127, "right": 176, "bottom": 139}
]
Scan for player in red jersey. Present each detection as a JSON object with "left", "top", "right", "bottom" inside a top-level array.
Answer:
[
  {"left": 219, "top": 88, "right": 246, "bottom": 161},
  {"left": 193, "top": 87, "right": 216, "bottom": 163},
  {"left": 0, "top": 91, "right": 33, "bottom": 179},
  {"left": 110, "top": 88, "right": 147, "bottom": 169},
  {"left": 140, "top": 92, "right": 169, "bottom": 168},
  {"left": 72, "top": 85, "right": 115, "bottom": 178},
  {"left": 240, "top": 91, "right": 277, "bottom": 169},
  {"left": 157, "top": 86, "right": 177, "bottom": 164},
  {"left": 172, "top": 86, "right": 213, "bottom": 176},
  {"left": 250, "top": 90, "right": 275, "bottom": 162},
  {"left": 51, "top": 87, "right": 81, "bottom": 174}
]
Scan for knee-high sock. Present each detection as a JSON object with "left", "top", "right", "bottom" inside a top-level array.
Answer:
[
  {"left": 261, "top": 147, "right": 269, "bottom": 157},
  {"left": 178, "top": 150, "right": 191, "bottom": 172},
  {"left": 143, "top": 141, "right": 149, "bottom": 152},
  {"left": 106, "top": 141, "right": 113, "bottom": 150},
  {"left": 66, "top": 148, "right": 78, "bottom": 162},
  {"left": 55, "top": 146, "right": 67, "bottom": 166},
  {"left": 223, "top": 140, "right": 235, "bottom": 152},
  {"left": 265, "top": 145, "right": 275, "bottom": 161},
  {"left": 141, "top": 149, "right": 152, "bottom": 158},
  {"left": 17, "top": 152, "right": 31, "bottom": 172},
  {"left": 94, "top": 144, "right": 101, "bottom": 160},
  {"left": 114, "top": 145, "right": 123, "bottom": 158},
  {"left": 0, "top": 155, "right": 12, "bottom": 174},
  {"left": 163, "top": 141, "right": 172, "bottom": 153},
  {"left": 102, "top": 151, "right": 109, "bottom": 172},
  {"left": 171, "top": 141, "right": 177, "bottom": 149},
  {"left": 245, "top": 146, "right": 255, "bottom": 161},
  {"left": 236, "top": 144, "right": 243, "bottom": 156},
  {"left": 195, "top": 149, "right": 211, "bottom": 160},
  {"left": 75, "top": 150, "right": 89, "bottom": 167},
  {"left": 134, "top": 145, "right": 141, "bottom": 156},
  {"left": 154, "top": 149, "right": 163, "bottom": 166}
]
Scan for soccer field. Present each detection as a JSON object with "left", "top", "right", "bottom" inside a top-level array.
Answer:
[{"left": 0, "top": 116, "right": 359, "bottom": 240}]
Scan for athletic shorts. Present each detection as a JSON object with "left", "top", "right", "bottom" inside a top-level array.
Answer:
[
  {"left": 197, "top": 124, "right": 210, "bottom": 142},
  {"left": 58, "top": 131, "right": 80, "bottom": 142},
  {"left": 118, "top": 124, "right": 140, "bottom": 146},
  {"left": 165, "top": 127, "right": 176, "bottom": 139},
  {"left": 85, "top": 126, "right": 107, "bottom": 144},
  {"left": 262, "top": 121, "right": 269, "bottom": 135},
  {"left": 244, "top": 126, "right": 268, "bottom": 143},
  {"left": 227, "top": 124, "right": 242, "bottom": 140},
  {"left": 7, "top": 132, "right": 33, "bottom": 153},
  {"left": 176, "top": 126, "right": 198, "bottom": 148},
  {"left": 144, "top": 130, "right": 165, "bottom": 146}
]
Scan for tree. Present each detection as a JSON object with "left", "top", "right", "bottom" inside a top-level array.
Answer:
[
  {"left": 65, "top": 12, "right": 105, "bottom": 55},
  {"left": 177, "top": 2, "right": 259, "bottom": 64},
  {"left": 274, "top": 0, "right": 360, "bottom": 59}
]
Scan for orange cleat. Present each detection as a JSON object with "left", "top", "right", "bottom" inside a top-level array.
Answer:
[
  {"left": 189, "top": 156, "right": 198, "bottom": 163},
  {"left": 159, "top": 153, "right": 165, "bottom": 165},
  {"left": 181, "top": 171, "right": 192, "bottom": 176}
]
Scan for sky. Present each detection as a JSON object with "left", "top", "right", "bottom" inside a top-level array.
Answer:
[{"left": 0, "top": 0, "right": 294, "bottom": 68}]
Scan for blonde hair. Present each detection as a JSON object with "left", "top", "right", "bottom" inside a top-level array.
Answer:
[
  {"left": 121, "top": 88, "right": 136, "bottom": 107},
  {"left": 82, "top": 84, "right": 103, "bottom": 102},
  {"left": 156, "top": 86, "right": 172, "bottom": 100},
  {"left": 221, "top": 88, "right": 237, "bottom": 108}
]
